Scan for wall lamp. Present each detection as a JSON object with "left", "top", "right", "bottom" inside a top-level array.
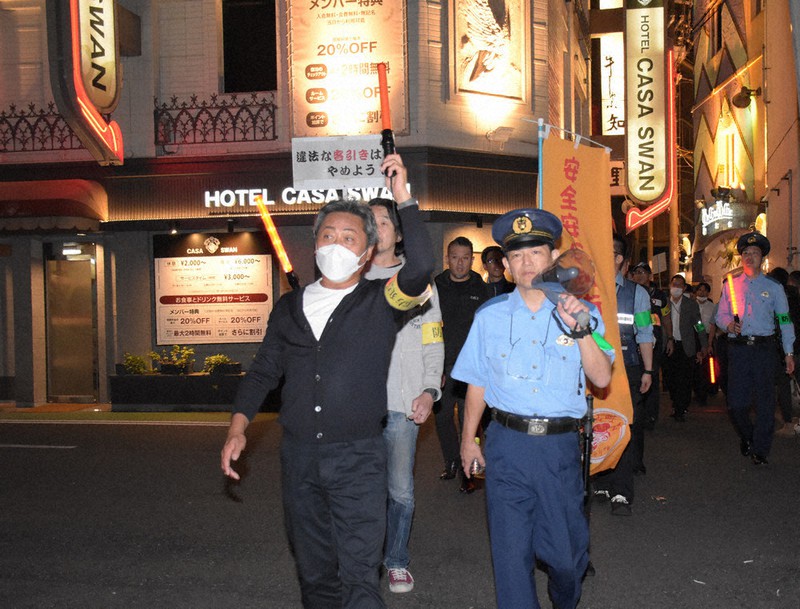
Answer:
[
  {"left": 486, "top": 126, "right": 514, "bottom": 149},
  {"left": 169, "top": 221, "right": 179, "bottom": 235},
  {"left": 227, "top": 218, "right": 236, "bottom": 234},
  {"left": 731, "top": 85, "right": 762, "bottom": 109}
]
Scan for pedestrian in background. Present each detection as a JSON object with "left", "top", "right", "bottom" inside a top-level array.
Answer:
[
  {"left": 481, "top": 245, "right": 515, "bottom": 297},
  {"left": 433, "top": 236, "right": 490, "bottom": 493},
  {"left": 716, "top": 232, "right": 795, "bottom": 465},
  {"left": 664, "top": 274, "right": 707, "bottom": 422},
  {"left": 693, "top": 281, "right": 715, "bottom": 406},
  {"left": 364, "top": 198, "right": 444, "bottom": 594},
  {"left": 454, "top": 208, "right": 613, "bottom": 609}
]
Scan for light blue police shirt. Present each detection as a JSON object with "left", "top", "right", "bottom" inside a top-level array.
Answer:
[
  {"left": 716, "top": 272, "right": 795, "bottom": 354},
  {"left": 451, "top": 289, "right": 615, "bottom": 419}
]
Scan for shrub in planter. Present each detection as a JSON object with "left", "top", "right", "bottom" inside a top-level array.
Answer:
[
  {"left": 204, "top": 354, "right": 242, "bottom": 375},
  {"left": 119, "top": 353, "right": 149, "bottom": 375},
  {"left": 149, "top": 345, "right": 196, "bottom": 375}
]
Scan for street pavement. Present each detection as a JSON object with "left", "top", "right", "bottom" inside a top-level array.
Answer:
[{"left": 1, "top": 390, "right": 800, "bottom": 608}]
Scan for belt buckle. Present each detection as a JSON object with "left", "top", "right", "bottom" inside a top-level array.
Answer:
[
  {"left": 746, "top": 336, "right": 755, "bottom": 346},
  {"left": 527, "top": 419, "right": 547, "bottom": 436}
]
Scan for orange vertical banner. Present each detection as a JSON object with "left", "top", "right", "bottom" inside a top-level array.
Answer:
[{"left": 542, "top": 134, "right": 630, "bottom": 475}]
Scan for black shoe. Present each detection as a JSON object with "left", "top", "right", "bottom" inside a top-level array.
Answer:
[
  {"left": 751, "top": 453, "right": 769, "bottom": 466},
  {"left": 740, "top": 439, "right": 753, "bottom": 457},
  {"left": 610, "top": 495, "right": 632, "bottom": 516},
  {"left": 439, "top": 460, "right": 458, "bottom": 480},
  {"left": 459, "top": 476, "right": 477, "bottom": 494}
]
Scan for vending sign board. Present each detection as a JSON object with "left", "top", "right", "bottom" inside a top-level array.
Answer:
[{"left": 153, "top": 233, "right": 272, "bottom": 345}]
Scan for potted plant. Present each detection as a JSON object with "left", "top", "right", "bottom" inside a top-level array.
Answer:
[
  {"left": 116, "top": 353, "right": 150, "bottom": 375},
  {"left": 149, "top": 345, "right": 196, "bottom": 374},
  {"left": 203, "top": 353, "right": 242, "bottom": 376}
]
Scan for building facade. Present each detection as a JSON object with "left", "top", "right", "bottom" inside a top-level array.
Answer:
[{"left": 0, "top": 0, "right": 590, "bottom": 405}]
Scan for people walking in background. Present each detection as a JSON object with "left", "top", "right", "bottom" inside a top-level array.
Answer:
[
  {"left": 693, "top": 281, "right": 715, "bottom": 406},
  {"left": 716, "top": 232, "right": 795, "bottom": 465},
  {"left": 454, "top": 208, "right": 613, "bottom": 609},
  {"left": 433, "top": 237, "right": 491, "bottom": 493},
  {"left": 765, "top": 267, "right": 799, "bottom": 438},
  {"left": 663, "top": 274, "right": 707, "bottom": 422},
  {"left": 365, "top": 198, "right": 444, "bottom": 594},
  {"left": 593, "top": 236, "right": 653, "bottom": 516},
  {"left": 629, "top": 261, "right": 672, "bottom": 429},
  {"left": 481, "top": 245, "right": 515, "bottom": 297},
  {"left": 220, "top": 154, "right": 434, "bottom": 609}
]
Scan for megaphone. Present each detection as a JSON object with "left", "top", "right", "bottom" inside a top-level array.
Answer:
[{"left": 532, "top": 249, "right": 596, "bottom": 328}]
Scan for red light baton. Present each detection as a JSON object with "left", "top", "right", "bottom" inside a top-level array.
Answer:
[
  {"left": 377, "top": 63, "right": 396, "bottom": 166},
  {"left": 255, "top": 195, "right": 300, "bottom": 291},
  {"left": 726, "top": 273, "right": 740, "bottom": 330},
  {"left": 708, "top": 356, "right": 716, "bottom": 384}
]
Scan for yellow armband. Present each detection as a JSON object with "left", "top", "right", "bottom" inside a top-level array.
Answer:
[
  {"left": 422, "top": 321, "right": 444, "bottom": 344},
  {"left": 384, "top": 274, "right": 432, "bottom": 311}
]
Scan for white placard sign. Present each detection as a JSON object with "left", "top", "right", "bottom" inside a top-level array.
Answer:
[
  {"left": 153, "top": 233, "right": 272, "bottom": 345},
  {"left": 292, "top": 135, "right": 385, "bottom": 190}
]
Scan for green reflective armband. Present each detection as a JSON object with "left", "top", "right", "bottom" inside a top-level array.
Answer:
[
  {"left": 592, "top": 332, "right": 613, "bottom": 351},
  {"left": 776, "top": 312, "right": 792, "bottom": 326},
  {"left": 634, "top": 310, "right": 652, "bottom": 328},
  {"left": 693, "top": 321, "right": 705, "bottom": 333}
]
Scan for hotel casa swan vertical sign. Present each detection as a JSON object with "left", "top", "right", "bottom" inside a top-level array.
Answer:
[
  {"left": 47, "top": 0, "right": 123, "bottom": 165},
  {"left": 624, "top": 0, "right": 668, "bottom": 207}
]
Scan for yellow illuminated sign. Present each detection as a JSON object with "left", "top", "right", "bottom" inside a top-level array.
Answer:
[
  {"left": 625, "top": 0, "right": 667, "bottom": 203},
  {"left": 289, "top": 0, "right": 407, "bottom": 137},
  {"left": 79, "top": 0, "right": 120, "bottom": 112}
]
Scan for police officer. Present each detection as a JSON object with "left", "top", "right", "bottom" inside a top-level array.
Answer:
[
  {"left": 453, "top": 208, "right": 614, "bottom": 609},
  {"left": 715, "top": 231, "right": 795, "bottom": 465},
  {"left": 593, "top": 236, "right": 654, "bottom": 515}
]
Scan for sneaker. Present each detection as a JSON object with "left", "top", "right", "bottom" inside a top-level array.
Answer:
[
  {"left": 593, "top": 489, "right": 610, "bottom": 502},
  {"left": 387, "top": 568, "right": 414, "bottom": 593},
  {"left": 610, "top": 494, "right": 632, "bottom": 516}
]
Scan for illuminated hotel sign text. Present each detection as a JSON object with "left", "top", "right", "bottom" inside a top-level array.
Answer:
[{"left": 625, "top": 0, "right": 667, "bottom": 204}]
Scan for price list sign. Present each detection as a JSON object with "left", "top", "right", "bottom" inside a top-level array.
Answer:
[
  {"left": 289, "top": 0, "right": 407, "bottom": 138},
  {"left": 153, "top": 233, "right": 273, "bottom": 345}
]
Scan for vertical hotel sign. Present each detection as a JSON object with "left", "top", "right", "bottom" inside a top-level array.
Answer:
[
  {"left": 288, "top": 0, "right": 407, "bottom": 137},
  {"left": 47, "top": 0, "right": 124, "bottom": 165},
  {"left": 624, "top": 0, "right": 666, "bottom": 204}
]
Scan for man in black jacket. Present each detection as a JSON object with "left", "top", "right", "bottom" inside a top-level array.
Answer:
[
  {"left": 221, "top": 153, "right": 434, "bottom": 609},
  {"left": 433, "top": 236, "right": 491, "bottom": 492}
]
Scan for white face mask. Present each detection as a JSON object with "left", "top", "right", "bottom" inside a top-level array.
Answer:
[
  {"left": 696, "top": 296, "right": 708, "bottom": 303},
  {"left": 315, "top": 244, "right": 366, "bottom": 283},
  {"left": 670, "top": 287, "right": 684, "bottom": 298}
]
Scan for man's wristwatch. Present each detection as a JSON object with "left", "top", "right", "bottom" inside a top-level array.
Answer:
[
  {"left": 423, "top": 388, "right": 438, "bottom": 398},
  {"left": 642, "top": 370, "right": 654, "bottom": 375}
]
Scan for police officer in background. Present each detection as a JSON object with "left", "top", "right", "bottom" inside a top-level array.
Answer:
[
  {"left": 629, "top": 261, "right": 672, "bottom": 429},
  {"left": 593, "top": 236, "right": 654, "bottom": 516},
  {"left": 716, "top": 232, "right": 795, "bottom": 465},
  {"left": 454, "top": 209, "right": 614, "bottom": 609}
]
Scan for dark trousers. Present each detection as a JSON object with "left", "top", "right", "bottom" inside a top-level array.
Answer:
[
  {"left": 433, "top": 373, "right": 464, "bottom": 466},
  {"left": 485, "top": 424, "right": 588, "bottom": 609},
  {"left": 665, "top": 341, "right": 693, "bottom": 415},
  {"left": 281, "top": 434, "right": 388, "bottom": 609},
  {"left": 642, "top": 349, "right": 664, "bottom": 429},
  {"left": 727, "top": 342, "right": 778, "bottom": 458},
  {"left": 593, "top": 364, "right": 643, "bottom": 502},
  {"left": 774, "top": 349, "right": 793, "bottom": 423}
]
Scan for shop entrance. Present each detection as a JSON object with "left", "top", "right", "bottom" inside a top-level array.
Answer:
[{"left": 44, "top": 242, "right": 98, "bottom": 403}]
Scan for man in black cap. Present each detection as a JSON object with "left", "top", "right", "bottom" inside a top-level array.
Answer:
[
  {"left": 629, "top": 260, "right": 672, "bottom": 428},
  {"left": 452, "top": 208, "right": 614, "bottom": 609},
  {"left": 716, "top": 231, "right": 795, "bottom": 465}
]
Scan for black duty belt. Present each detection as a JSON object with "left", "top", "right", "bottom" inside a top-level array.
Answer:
[
  {"left": 491, "top": 408, "right": 579, "bottom": 436},
  {"left": 729, "top": 334, "right": 775, "bottom": 346}
]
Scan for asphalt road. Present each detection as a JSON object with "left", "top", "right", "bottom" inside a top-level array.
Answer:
[{"left": 2, "top": 391, "right": 799, "bottom": 609}]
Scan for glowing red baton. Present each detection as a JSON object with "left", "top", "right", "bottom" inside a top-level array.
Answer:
[
  {"left": 726, "top": 273, "right": 740, "bottom": 325},
  {"left": 377, "top": 63, "right": 396, "bottom": 161},
  {"left": 708, "top": 356, "right": 716, "bottom": 384},
  {"left": 255, "top": 195, "right": 300, "bottom": 290}
]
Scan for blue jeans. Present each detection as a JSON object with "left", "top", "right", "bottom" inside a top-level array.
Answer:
[{"left": 383, "top": 410, "right": 419, "bottom": 569}]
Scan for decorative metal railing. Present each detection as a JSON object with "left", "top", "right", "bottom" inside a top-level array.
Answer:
[
  {"left": 0, "top": 102, "right": 84, "bottom": 152},
  {"left": 154, "top": 92, "right": 278, "bottom": 146}
]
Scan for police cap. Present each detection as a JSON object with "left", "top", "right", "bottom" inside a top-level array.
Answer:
[
  {"left": 492, "top": 208, "right": 562, "bottom": 252},
  {"left": 630, "top": 261, "right": 652, "bottom": 274},
  {"left": 736, "top": 231, "right": 770, "bottom": 256}
]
